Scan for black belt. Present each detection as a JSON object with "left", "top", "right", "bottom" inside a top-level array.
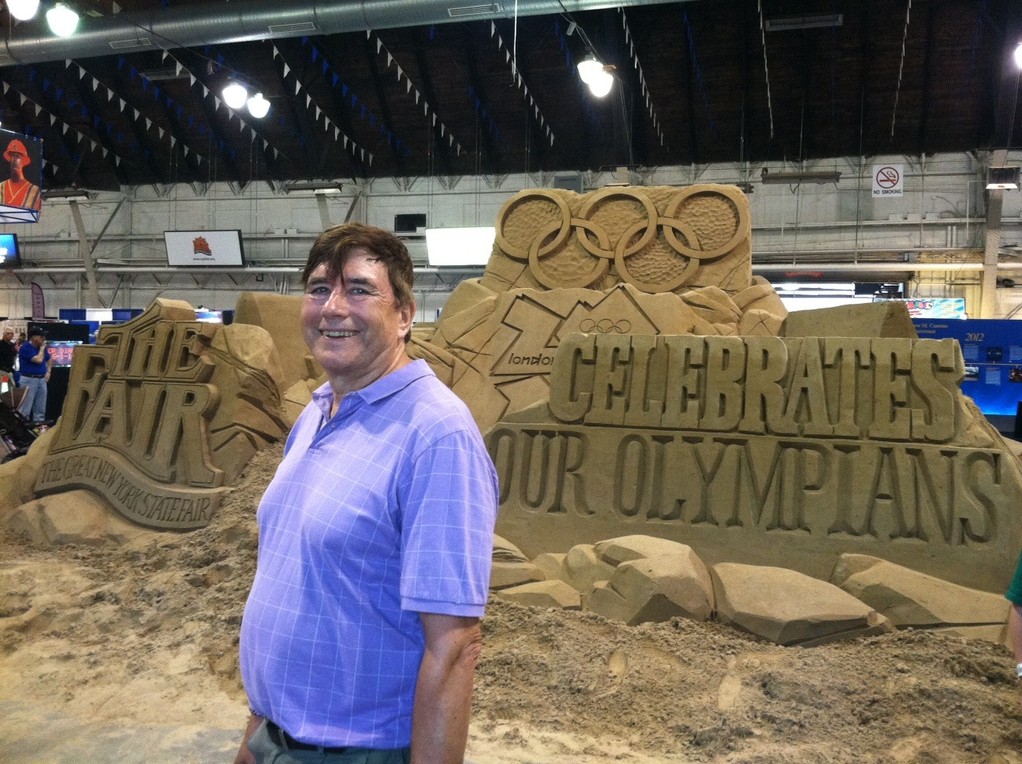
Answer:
[
  {"left": 265, "top": 720, "right": 351, "bottom": 754},
  {"left": 21, "top": 374, "right": 45, "bottom": 378}
]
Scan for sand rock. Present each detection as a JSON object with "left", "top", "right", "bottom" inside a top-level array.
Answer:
[
  {"left": 206, "top": 322, "right": 290, "bottom": 485},
  {"left": 563, "top": 544, "right": 617, "bottom": 593},
  {"left": 594, "top": 535, "right": 697, "bottom": 566},
  {"left": 588, "top": 552, "right": 714, "bottom": 626},
  {"left": 493, "top": 535, "right": 530, "bottom": 562},
  {"left": 7, "top": 489, "right": 147, "bottom": 546},
  {"left": 712, "top": 562, "right": 892, "bottom": 646},
  {"left": 494, "top": 580, "right": 582, "bottom": 610},
  {"left": 490, "top": 560, "right": 546, "bottom": 590},
  {"left": 234, "top": 292, "right": 316, "bottom": 391},
  {"left": 831, "top": 553, "right": 1010, "bottom": 629},
  {"left": 782, "top": 301, "right": 918, "bottom": 339},
  {"left": 533, "top": 552, "right": 567, "bottom": 582},
  {"left": 281, "top": 378, "right": 321, "bottom": 426}
]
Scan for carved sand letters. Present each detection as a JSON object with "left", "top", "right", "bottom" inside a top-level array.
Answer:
[
  {"left": 35, "top": 301, "right": 228, "bottom": 529},
  {"left": 548, "top": 334, "right": 962, "bottom": 442},
  {"left": 491, "top": 332, "right": 1020, "bottom": 591},
  {"left": 488, "top": 426, "right": 999, "bottom": 546}
]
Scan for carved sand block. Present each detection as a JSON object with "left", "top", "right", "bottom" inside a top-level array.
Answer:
[
  {"left": 490, "top": 333, "right": 1022, "bottom": 592},
  {"left": 417, "top": 186, "right": 784, "bottom": 432},
  {"left": 34, "top": 299, "right": 287, "bottom": 530},
  {"left": 486, "top": 184, "right": 752, "bottom": 294}
]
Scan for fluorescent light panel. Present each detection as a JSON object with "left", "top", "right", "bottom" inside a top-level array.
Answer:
[{"left": 425, "top": 227, "right": 495, "bottom": 266}]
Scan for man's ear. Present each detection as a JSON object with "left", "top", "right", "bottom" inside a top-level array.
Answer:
[{"left": 397, "top": 298, "right": 415, "bottom": 337}]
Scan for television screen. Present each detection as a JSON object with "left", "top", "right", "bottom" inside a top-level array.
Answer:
[
  {"left": 164, "top": 230, "right": 245, "bottom": 267},
  {"left": 0, "top": 233, "right": 21, "bottom": 268},
  {"left": 48, "top": 340, "right": 82, "bottom": 367}
]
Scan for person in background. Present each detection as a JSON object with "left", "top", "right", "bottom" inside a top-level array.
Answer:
[
  {"left": 1007, "top": 552, "right": 1022, "bottom": 689},
  {"left": 0, "top": 326, "right": 16, "bottom": 385},
  {"left": 234, "top": 223, "right": 498, "bottom": 764},
  {"left": 17, "top": 328, "right": 51, "bottom": 423},
  {"left": 0, "top": 139, "right": 42, "bottom": 211}
]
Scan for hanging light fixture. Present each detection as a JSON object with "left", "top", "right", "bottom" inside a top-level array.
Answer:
[
  {"left": 45, "top": 2, "right": 79, "bottom": 37},
  {"left": 221, "top": 81, "right": 249, "bottom": 110},
  {"left": 1014, "top": 41, "right": 1022, "bottom": 70},
  {"left": 577, "top": 55, "right": 614, "bottom": 98},
  {"left": 6, "top": 0, "right": 40, "bottom": 21},
  {"left": 246, "top": 92, "right": 270, "bottom": 119}
]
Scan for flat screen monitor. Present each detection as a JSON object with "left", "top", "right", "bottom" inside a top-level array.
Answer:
[
  {"left": 48, "top": 340, "right": 82, "bottom": 368},
  {"left": 0, "top": 233, "right": 21, "bottom": 268},
  {"left": 164, "top": 230, "right": 245, "bottom": 267}
]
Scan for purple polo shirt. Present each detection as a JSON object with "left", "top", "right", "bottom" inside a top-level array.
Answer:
[{"left": 239, "top": 360, "right": 498, "bottom": 748}]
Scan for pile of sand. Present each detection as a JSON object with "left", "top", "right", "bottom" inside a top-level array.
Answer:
[{"left": 2, "top": 442, "right": 1022, "bottom": 763}]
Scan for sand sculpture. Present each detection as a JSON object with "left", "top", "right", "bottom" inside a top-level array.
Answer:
[
  {"left": 408, "top": 185, "right": 1022, "bottom": 594},
  {"left": 3, "top": 184, "right": 1022, "bottom": 639},
  {"left": 28, "top": 299, "right": 288, "bottom": 530}
]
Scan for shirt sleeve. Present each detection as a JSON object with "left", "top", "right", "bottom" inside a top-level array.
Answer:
[{"left": 399, "top": 428, "right": 498, "bottom": 617}]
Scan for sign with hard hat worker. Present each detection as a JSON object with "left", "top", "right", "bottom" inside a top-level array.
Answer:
[{"left": 0, "top": 128, "right": 42, "bottom": 223}]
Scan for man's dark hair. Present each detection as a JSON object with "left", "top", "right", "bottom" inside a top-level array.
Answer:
[
  {"left": 302, "top": 223, "right": 415, "bottom": 313},
  {"left": 27, "top": 327, "right": 45, "bottom": 339}
]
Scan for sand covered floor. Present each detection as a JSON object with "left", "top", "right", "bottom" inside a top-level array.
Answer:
[{"left": 3, "top": 443, "right": 1022, "bottom": 763}]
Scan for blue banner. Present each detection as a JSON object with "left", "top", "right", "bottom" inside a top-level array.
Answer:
[{"left": 913, "top": 318, "right": 1022, "bottom": 416}]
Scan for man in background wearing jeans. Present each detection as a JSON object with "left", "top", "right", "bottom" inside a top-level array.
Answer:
[{"left": 17, "top": 327, "right": 51, "bottom": 423}]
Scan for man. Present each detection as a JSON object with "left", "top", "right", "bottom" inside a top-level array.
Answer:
[
  {"left": 1007, "top": 553, "right": 1022, "bottom": 686},
  {"left": 235, "top": 223, "right": 498, "bottom": 764},
  {"left": 0, "top": 327, "right": 16, "bottom": 381},
  {"left": 17, "top": 328, "right": 51, "bottom": 423},
  {"left": 0, "top": 139, "right": 42, "bottom": 211}
]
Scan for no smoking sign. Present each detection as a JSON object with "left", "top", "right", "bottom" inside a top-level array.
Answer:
[{"left": 872, "top": 164, "right": 903, "bottom": 197}]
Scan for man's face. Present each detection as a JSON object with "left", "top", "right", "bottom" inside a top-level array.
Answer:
[
  {"left": 30, "top": 334, "right": 43, "bottom": 348},
  {"left": 2, "top": 329, "right": 12, "bottom": 342},
  {"left": 8, "top": 152, "right": 25, "bottom": 170},
  {"left": 301, "top": 250, "right": 413, "bottom": 394}
]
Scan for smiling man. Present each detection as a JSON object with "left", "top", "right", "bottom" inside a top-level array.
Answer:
[{"left": 235, "top": 223, "right": 498, "bottom": 764}]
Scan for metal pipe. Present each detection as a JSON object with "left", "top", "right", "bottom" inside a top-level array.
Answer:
[{"left": 0, "top": 0, "right": 676, "bottom": 66}]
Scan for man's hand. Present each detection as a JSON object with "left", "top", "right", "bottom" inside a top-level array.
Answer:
[{"left": 234, "top": 712, "right": 263, "bottom": 764}]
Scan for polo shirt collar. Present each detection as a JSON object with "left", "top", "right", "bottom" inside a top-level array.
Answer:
[{"left": 311, "top": 358, "right": 432, "bottom": 417}]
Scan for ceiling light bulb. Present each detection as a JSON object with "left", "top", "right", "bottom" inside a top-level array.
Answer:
[
  {"left": 577, "top": 56, "right": 605, "bottom": 86},
  {"left": 246, "top": 92, "right": 270, "bottom": 119},
  {"left": 45, "top": 3, "right": 79, "bottom": 37},
  {"left": 222, "top": 82, "right": 249, "bottom": 110},
  {"left": 587, "top": 70, "right": 614, "bottom": 98},
  {"left": 7, "top": 0, "right": 40, "bottom": 21},
  {"left": 1014, "top": 41, "right": 1022, "bottom": 70}
]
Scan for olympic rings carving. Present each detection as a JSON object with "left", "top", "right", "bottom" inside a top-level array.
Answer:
[
  {"left": 662, "top": 185, "right": 748, "bottom": 260},
  {"left": 614, "top": 218, "right": 699, "bottom": 292},
  {"left": 528, "top": 219, "right": 609, "bottom": 289},
  {"left": 578, "top": 318, "right": 632, "bottom": 334},
  {"left": 495, "top": 190, "right": 573, "bottom": 263},
  {"left": 495, "top": 185, "right": 749, "bottom": 292},
  {"left": 574, "top": 188, "right": 659, "bottom": 260}
]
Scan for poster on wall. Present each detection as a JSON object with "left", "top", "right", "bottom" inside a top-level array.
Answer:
[
  {"left": 0, "top": 128, "right": 42, "bottom": 223},
  {"left": 914, "top": 318, "right": 1022, "bottom": 416}
]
